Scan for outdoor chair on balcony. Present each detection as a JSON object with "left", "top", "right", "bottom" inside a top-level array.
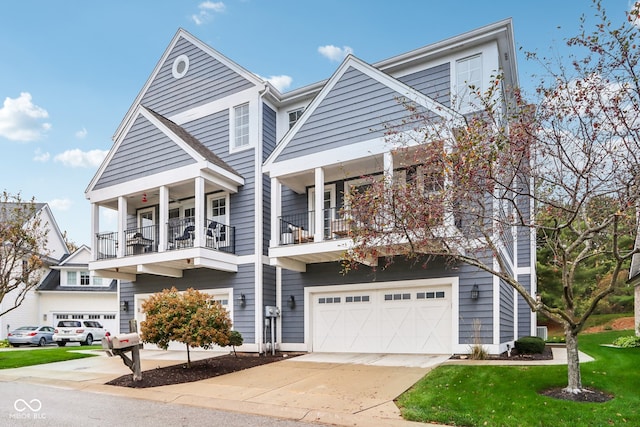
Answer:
[
  {"left": 288, "top": 224, "right": 313, "bottom": 244},
  {"left": 206, "top": 221, "right": 220, "bottom": 249},
  {"left": 175, "top": 225, "right": 195, "bottom": 248}
]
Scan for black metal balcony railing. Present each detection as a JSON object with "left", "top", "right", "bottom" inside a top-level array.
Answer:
[
  {"left": 168, "top": 218, "right": 235, "bottom": 254},
  {"left": 278, "top": 207, "right": 349, "bottom": 245},
  {"left": 124, "top": 224, "right": 158, "bottom": 256},
  {"left": 95, "top": 231, "right": 118, "bottom": 260},
  {"left": 95, "top": 218, "right": 235, "bottom": 260}
]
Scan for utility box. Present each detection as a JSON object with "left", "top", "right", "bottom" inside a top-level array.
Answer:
[
  {"left": 111, "top": 333, "right": 140, "bottom": 349},
  {"left": 265, "top": 305, "right": 280, "bottom": 318}
]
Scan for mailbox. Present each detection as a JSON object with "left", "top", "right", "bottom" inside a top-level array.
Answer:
[
  {"left": 111, "top": 333, "right": 140, "bottom": 349},
  {"left": 101, "top": 335, "right": 113, "bottom": 350}
]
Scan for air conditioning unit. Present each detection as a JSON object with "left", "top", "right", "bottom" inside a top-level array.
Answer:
[{"left": 536, "top": 326, "right": 548, "bottom": 341}]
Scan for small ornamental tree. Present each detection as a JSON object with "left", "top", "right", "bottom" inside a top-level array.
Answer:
[
  {"left": 140, "top": 287, "right": 232, "bottom": 367},
  {"left": 343, "top": 0, "right": 640, "bottom": 396},
  {"left": 0, "top": 192, "right": 49, "bottom": 318}
]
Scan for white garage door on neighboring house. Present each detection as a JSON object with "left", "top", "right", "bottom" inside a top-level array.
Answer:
[
  {"left": 311, "top": 284, "right": 452, "bottom": 354},
  {"left": 52, "top": 313, "right": 118, "bottom": 335}
]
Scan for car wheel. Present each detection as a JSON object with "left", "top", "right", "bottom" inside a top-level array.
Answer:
[
  {"left": 38, "top": 337, "right": 46, "bottom": 347},
  {"left": 57, "top": 342, "right": 66, "bottom": 347},
  {"left": 83, "top": 334, "right": 93, "bottom": 346}
]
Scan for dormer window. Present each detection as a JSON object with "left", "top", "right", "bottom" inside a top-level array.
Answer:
[
  {"left": 456, "top": 54, "right": 482, "bottom": 111},
  {"left": 288, "top": 108, "right": 304, "bottom": 129}
]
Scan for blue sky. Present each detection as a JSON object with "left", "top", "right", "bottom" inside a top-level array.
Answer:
[{"left": 0, "top": 0, "right": 633, "bottom": 246}]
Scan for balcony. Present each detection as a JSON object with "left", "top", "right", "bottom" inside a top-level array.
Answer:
[
  {"left": 269, "top": 208, "right": 354, "bottom": 271},
  {"left": 92, "top": 218, "right": 237, "bottom": 281}
]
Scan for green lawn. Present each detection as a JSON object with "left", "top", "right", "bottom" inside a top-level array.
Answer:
[
  {"left": 0, "top": 346, "right": 102, "bottom": 369},
  {"left": 397, "top": 331, "right": 640, "bottom": 427}
]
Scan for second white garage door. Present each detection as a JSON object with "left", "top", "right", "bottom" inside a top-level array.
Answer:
[{"left": 311, "top": 285, "right": 452, "bottom": 354}]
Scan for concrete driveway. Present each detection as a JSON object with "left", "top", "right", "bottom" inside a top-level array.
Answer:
[{"left": 0, "top": 349, "right": 446, "bottom": 426}]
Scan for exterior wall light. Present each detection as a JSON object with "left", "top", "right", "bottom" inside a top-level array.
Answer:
[
  {"left": 471, "top": 284, "right": 480, "bottom": 301},
  {"left": 288, "top": 295, "right": 296, "bottom": 309},
  {"left": 121, "top": 300, "right": 129, "bottom": 312},
  {"left": 238, "top": 293, "right": 246, "bottom": 308}
]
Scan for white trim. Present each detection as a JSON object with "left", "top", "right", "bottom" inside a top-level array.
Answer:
[
  {"left": 303, "top": 277, "right": 459, "bottom": 353},
  {"left": 264, "top": 55, "right": 462, "bottom": 171},
  {"left": 229, "top": 102, "right": 254, "bottom": 154},
  {"left": 171, "top": 54, "right": 190, "bottom": 79}
]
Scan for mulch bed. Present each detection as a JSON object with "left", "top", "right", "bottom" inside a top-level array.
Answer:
[
  {"left": 449, "top": 345, "right": 554, "bottom": 361},
  {"left": 540, "top": 386, "right": 613, "bottom": 403},
  {"left": 106, "top": 352, "right": 301, "bottom": 388}
]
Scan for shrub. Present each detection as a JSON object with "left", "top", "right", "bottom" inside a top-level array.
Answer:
[
  {"left": 515, "top": 336, "right": 546, "bottom": 354},
  {"left": 0, "top": 339, "right": 9, "bottom": 348},
  {"left": 612, "top": 335, "right": 640, "bottom": 348},
  {"left": 228, "top": 330, "right": 243, "bottom": 357}
]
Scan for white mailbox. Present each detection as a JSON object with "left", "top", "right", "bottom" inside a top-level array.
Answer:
[{"left": 111, "top": 333, "right": 140, "bottom": 349}]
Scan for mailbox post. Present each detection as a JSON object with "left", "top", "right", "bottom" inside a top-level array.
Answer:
[{"left": 101, "top": 321, "right": 142, "bottom": 381}]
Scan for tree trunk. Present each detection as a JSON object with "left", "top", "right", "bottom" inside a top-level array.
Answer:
[
  {"left": 564, "top": 324, "right": 582, "bottom": 393},
  {"left": 186, "top": 344, "right": 191, "bottom": 368}
]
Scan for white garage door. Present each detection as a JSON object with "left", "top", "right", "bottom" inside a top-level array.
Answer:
[{"left": 312, "top": 286, "right": 451, "bottom": 354}]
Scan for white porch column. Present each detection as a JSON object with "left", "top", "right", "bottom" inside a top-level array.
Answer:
[
  {"left": 314, "top": 167, "right": 324, "bottom": 242},
  {"left": 383, "top": 151, "right": 394, "bottom": 182},
  {"left": 194, "top": 177, "right": 205, "bottom": 247},
  {"left": 117, "top": 196, "right": 127, "bottom": 258},
  {"left": 270, "top": 177, "right": 282, "bottom": 247},
  {"left": 158, "top": 186, "right": 168, "bottom": 252},
  {"left": 90, "top": 203, "right": 99, "bottom": 261}
]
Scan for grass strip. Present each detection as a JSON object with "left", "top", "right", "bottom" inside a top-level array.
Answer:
[
  {"left": 397, "top": 331, "right": 640, "bottom": 426},
  {"left": 0, "top": 346, "right": 102, "bottom": 369}
]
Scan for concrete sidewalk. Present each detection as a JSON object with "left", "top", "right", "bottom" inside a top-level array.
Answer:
[{"left": 0, "top": 348, "right": 592, "bottom": 427}]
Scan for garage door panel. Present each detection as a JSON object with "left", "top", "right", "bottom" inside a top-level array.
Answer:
[{"left": 312, "top": 286, "right": 452, "bottom": 354}]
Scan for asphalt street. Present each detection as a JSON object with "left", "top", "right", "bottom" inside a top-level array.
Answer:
[{"left": 0, "top": 380, "right": 316, "bottom": 427}]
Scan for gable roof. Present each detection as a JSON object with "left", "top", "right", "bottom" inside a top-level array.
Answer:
[
  {"left": 0, "top": 202, "right": 69, "bottom": 261},
  {"left": 86, "top": 105, "right": 244, "bottom": 195},
  {"left": 144, "top": 107, "right": 239, "bottom": 177},
  {"left": 113, "top": 28, "right": 265, "bottom": 143},
  {"left": 264, "top": 54, "right": 462, "bottom": 174}
]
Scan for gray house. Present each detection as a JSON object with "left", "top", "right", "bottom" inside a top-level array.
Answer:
[{"left": 86, "top": 20, "right": 534, "bottom": 354}]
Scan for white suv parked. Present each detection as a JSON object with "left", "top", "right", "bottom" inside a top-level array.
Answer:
[{"left": 53, "top": 320, "right": 108, "bottom": 346}]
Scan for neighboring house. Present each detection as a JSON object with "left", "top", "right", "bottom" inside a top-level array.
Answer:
[
  {"left": 38, "top": 245, "right": 118, "bottom": 334},
  {"left": 0, "top": 203, "right": 68, "bottom": 339},
  {"left": 86, "top": 20, "right": 534, "bottom": 355}
]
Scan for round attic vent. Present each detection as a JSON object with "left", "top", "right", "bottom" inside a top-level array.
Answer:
[{"left": 172, "top": 54, "right": 189, "bottom": 79}]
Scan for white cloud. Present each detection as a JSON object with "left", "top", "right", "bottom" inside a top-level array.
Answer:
[
  {"left": 260, "top": 75, "right": 293, "bottom": 92},
  {"left": 53, "top": 148, "right": 108, "bottom": 168},
  {"left": 318, "top": 45, "right": 354, "bottom": 62},
  {"left": 33, "top": 148, "right": 50, "bottom": 162},
  {"left": 48, "top": 198, "right": 72, "bottom": 211},
  {"left": 192, "top": 1, "right": 225, "bottom": 25},
  {"left": 0, "top": 92, "right": 51, "bottom": 142},
  {"left": 75, "top": 127, "right": 87, "bottom": 139}
]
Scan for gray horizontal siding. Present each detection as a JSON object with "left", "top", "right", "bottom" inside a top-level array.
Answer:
[
  {"left": 182, "top": 111, "right": 257, "bottom": 256},
  {"left": 263, "top": 105, "right": 276, "bottom": 254},
  {"left": 119, "top": 266, "right": 257, "bottom": 342},
  {"left": 141, "top": 36, "right": 255, "bottom": 118},
  {"left": 518, "top": 274, "right": 532, "bottom": 337},
  {"left": 276, "top": 66, "right": 433, "bottom": 162},
  {"left": 500, "top": 279, "right": 515, "bottom": 343},
  {"left": 95, "top": 114, "right": 195, "bottom": 190},
  {"left": 281, "top": 257, "right": 495, "bottom": 346},
  {"left": 397, "top": 62, "right": 451, "bottom": 107}
]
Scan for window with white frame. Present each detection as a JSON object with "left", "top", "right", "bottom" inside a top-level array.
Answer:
[
  {"left": 80, "top": 271, "right": 90, "bottom": 285},
  {"left": 456, "top": 54, "right": 482, "bottom": 111},
  {"left": 288, "top": 108, "right": 304, "bottom": 129},
  {"left": 93, "top": 276, "right": 103, "bottom": 286},
  {"left": 233, "top": 103, "right": 250, "bottom": 149},
  {"left": 66, "top": 271, "right": 77, "bottom": 285}
]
